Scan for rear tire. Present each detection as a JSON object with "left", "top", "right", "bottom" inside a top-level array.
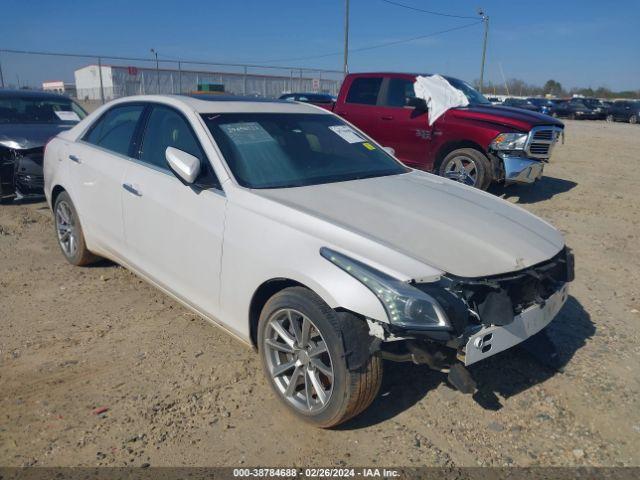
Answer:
[
  {"left": 606, "top": 114, "right": 614, "bottom": 123},
  {"left": 438, "top": 148, "right": 492, "bottom": 190},
  {"left": 258, "top": 287, "right": 382, "bottom": 428},
  {"left": 53, "top": 191, "right": 100, "bottom": 266},
  {"left": 630, "top": 115, "right": 638, "bottom": 125}
]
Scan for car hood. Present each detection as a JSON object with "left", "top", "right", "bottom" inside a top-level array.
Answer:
[
  {"left": 447, "top": 105, "right": 564, "bottom": 132},
  {"left": 254, "top": 171, "right": 564, "bottom": 278},
  {"left": 0, "top": 123, "right": 73, "bottom": 150}
]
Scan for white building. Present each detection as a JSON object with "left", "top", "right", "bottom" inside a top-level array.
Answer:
[
  {"left": 74, "top": 64, "right": 340, "bottom": 101},
  {"left": 42, "top": 80, "right": 76, "bottom": 96}
]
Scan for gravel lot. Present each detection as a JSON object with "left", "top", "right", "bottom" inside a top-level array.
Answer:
[{"left": 1, "top": 120, "right": 639, "bottom": 468}]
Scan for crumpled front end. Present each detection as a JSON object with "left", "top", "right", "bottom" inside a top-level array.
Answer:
[
  {"left": 0, "top": 146, "right": 45, "bottom": 199},
  {"left": 490, "top": 125, "right": 564, "bottom": 185},
  {"left": 370, "top": 247, "right": 574, "bottom": 392}
]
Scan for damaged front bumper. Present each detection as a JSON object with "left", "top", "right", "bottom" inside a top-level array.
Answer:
[
  {"left": 501, "top": 154, "right": 544, "bottom": 184},
  {"left": 461, "top": 283, "right": 568, "bottom": 365},
  {"left": 370, "top": 247, "right": 574, "bottom": 392}
]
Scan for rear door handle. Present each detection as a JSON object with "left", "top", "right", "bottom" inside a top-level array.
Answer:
[
  {"left": 381, "top": 116, "right": 394, "bottom": 120},
  {"left": 122, "top": 183, "right": 142, "bottom": 196},
  {"left": 68, "top": 154, "right": 81, "bottom": 163}
]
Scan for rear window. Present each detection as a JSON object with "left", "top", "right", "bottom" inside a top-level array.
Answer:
[
  {"left": 346, "top": 77, "right": 382, "bottom": 105},
  {"left": 83, "top": 104, "right": 144, "bottom": 156}
]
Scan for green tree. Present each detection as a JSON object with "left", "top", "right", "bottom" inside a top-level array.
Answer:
[{"left": 543, "top": 79, "right": 563, "bottom": 96}]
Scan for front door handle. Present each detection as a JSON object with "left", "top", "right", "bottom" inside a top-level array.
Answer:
[
  {"left": 68, "top": 154, "right": 81, "bottom": 163},
  {"left": 122, "top": 183, "right": 142, "bottom": 197},
  {"left": 381, "top": 115, "right": 394, "bottom": 120}
]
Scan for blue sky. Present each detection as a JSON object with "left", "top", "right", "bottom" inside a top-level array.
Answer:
[{"left": 1, "top": 0, "right": 639, "bottom": 90}]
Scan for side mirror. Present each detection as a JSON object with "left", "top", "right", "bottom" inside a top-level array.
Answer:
[
  {"left": 383, "top": 146, "right": 396, "bottom": 156},
  {"left": 406, "top": 96, "right": 428, "bottom": 111},
  {"left": 166, "top": 146, "right": 201, "bottom": 184}
]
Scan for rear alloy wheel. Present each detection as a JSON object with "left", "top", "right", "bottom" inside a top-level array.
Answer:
[
  {"left": 606, "top": 114, "right": 614, "bottom": 123},
  {"left": 439, "top": 148, "right": 491, "bottom": 190},
  {"left": 54, "top": 192, "right": 100, "bottom": 266},
  {"left": 258, "top": 287, "right": 382, "bottom": 428},
  {"left": 630, "top": 115, "right": 638, "bottom": 125}
]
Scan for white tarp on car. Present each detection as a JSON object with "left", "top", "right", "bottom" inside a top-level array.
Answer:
[{"left": 413, "top": 75, "right": 469, "bottom": 125}]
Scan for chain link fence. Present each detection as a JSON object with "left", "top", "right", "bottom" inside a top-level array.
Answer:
[{"left": 0, "top": 49, "right": 343, "bottom": 111}]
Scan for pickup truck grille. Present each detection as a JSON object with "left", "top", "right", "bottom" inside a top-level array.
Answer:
[{"left": 525, "top": 126, "right": 563, "bottom": 159}]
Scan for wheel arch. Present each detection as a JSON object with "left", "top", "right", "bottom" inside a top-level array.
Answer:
[
  {"left": 51, "top": 184, "right": 67, "bottom": 207},
  {"left": 248, "top": 277, "right": 308, "bottom": 349},
  {"left": 433, "top": 140, "right": 487, "bottom": 172}
]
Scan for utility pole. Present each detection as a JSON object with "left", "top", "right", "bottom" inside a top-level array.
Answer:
[
  {"left": 478, "top": 9, "right": 489, "bottom": 93},
  {"left": 0, "top": 57, "right": 4, "bottom": 88},
  {"left": 150, "top": 48, "right": 159, "bottom": 93},
  {"left": 343, "top": 0, "right": 350, "bottom": 77},
  {"left": 97, "top": 57, "right": 105, "bottom": 104}
]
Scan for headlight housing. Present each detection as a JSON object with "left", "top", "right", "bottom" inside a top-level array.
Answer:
[
  {"left": 321, "top": 247, "right": 450, "bottom": 330},
  {"left": 490, "top": 132, "right": 528, "bottom": 151}
]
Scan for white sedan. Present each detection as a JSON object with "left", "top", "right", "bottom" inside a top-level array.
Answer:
[{"left": 44, "top": 95, "right": 574, "bottom": 427}]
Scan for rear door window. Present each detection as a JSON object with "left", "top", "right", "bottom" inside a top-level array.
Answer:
[
  {"left": 346, "top": 77, "right": 383, "bottom": 105},
  {"left": 83, "top": 104, "right": 144, "bottom": 156}
]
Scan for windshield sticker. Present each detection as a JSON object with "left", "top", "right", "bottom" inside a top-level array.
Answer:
[
  {"left": 54, "top": 111, "right": 81, "bottom": 122},
  {"left": 220, "top": 122, "right": 274, "bottom": 145},
  {"left": 362, "top": 142, "right": 376, "bottom": 151},
  {"left": 328, "top": 125, "right": 365, "bottom": 144}
]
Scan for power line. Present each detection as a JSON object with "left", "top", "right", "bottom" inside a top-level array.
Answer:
[
  {"left": 380, "top": 0, "right": 477, "bottom": 19},
  {"left": 255, "top": 20, "right": 482, "bottom": 64}
]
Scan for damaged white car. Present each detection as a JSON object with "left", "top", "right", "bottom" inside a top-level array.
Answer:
[{"left": 44, "top": 95, "right": 574, "bottom": 427}]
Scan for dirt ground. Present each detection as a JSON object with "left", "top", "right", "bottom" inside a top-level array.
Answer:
[{"left": 1, "top": 120, "right": 639, "bottom": 468}]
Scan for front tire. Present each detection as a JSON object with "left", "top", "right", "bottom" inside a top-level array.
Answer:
[
  {"left": 258, "top": 287, "right": 382, "bottom": 428},
  {"left": 438, "top": 148, "right": 492, "bottom": 190},
  {"left": 53, "top": 191, "right": 100, "bottom": 266},
  {"left": 630, "top": 115, "right": 638, "bottom": 125},
  {"left": 606, "top": 114, "right": 614, "bottom": 123}
]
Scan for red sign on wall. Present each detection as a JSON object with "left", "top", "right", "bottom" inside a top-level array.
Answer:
[{"left": 127, "top": 66, "right": 138, "bottom": 76}]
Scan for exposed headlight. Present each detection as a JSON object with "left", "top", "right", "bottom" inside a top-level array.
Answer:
[
  {"left": 490, "top": 132, "right": 528, "bottom": 151},
  {"left": 320, "top": 247, "right": 450, "bottom": 329}
]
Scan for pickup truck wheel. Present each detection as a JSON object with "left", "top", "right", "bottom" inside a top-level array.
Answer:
[
  {"left": 606, "top": 114, "right": 614, "bottom": 123},
  {"left": 630, "top": 115, "right": 638, "bottom": 125},
  {"left": 438, "top": 148, "right": 491, "bottom": 190},
  {"left": 53, "top": 192, "right": 100, "bottom": 266},
  {"left": 258, "top": 286, "right": 382, "bottom": 428}
]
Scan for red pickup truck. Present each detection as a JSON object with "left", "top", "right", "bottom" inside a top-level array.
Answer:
[{"left": 330, "top": 73, "right": 564, "bottom": 190}]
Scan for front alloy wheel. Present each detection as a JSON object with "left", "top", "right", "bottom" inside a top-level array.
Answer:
[
  {"left": 442, "top": 155, "right": 479, "bottom": 186},
  {"left": 263, "top": 309, "right": 334, "bottom": 413},
  {"left": 438, "top": 148, "right": 492, "bottom": 190},
  {"left": 258, "top": 287, "right": 382, "bottom": 428}
]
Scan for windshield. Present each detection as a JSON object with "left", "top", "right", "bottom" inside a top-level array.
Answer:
[
  {"left": 444, "top": 77, "right": 491, "bottom": 105},
  {"left": 202, "top": 113, "right": 409, "bottom": 189},
  {"left": 0, "top": 95, "right": 87, "bottom": 124}
]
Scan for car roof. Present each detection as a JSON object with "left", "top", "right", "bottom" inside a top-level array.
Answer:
[
  {"left": 107, "top": 94, "right": 331, "bottom": 114},
  {"left": 0, "top": 88, "right": 73, "bottom": 100}
]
